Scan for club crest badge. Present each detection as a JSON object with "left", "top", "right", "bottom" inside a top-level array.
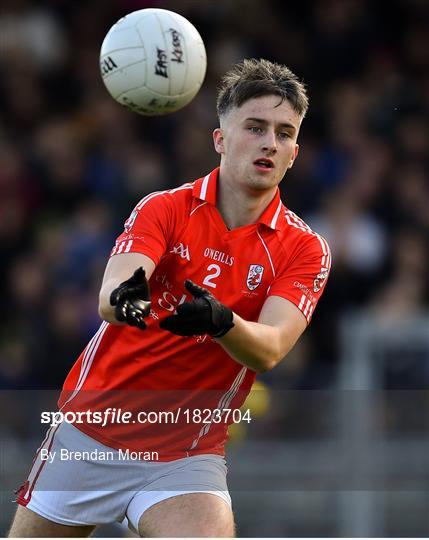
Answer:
[
  {"left": 313, "top": 270, "right": 329, "bottom": 292},
  {"left": 247, "top": 264, "right": 264, "bottom": 291},
  {"left": 124, "top": 209, "right": 138, "bottom": 232}
]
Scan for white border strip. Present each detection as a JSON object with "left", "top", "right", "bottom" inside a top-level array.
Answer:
[
  {"left": 22, "top": 423, "right": 61, "bottom": 500},
  {"left": 256, "top": 230, "right": 276, "bottom": 277},
  {"left": 190, "top": 201, "right": 208, "bottom": 216},
  {"left": 199, "top": 173, "right": 210, "bottom": 200},
  {"left": 60, "top": 321, "right": 109, "bottom": 410},
  {"left": 189, "top": 366, "right": 247, "bottom": 450},
  {"left": 270, "top": 199, "right": 283, "bottom": 229}
]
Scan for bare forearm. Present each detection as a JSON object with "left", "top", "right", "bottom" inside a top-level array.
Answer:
[
  {"left": 98, "top": 278, "right": 125, "bottom": 323},
  {"left": 216, "top": 313, "right": 286, "bottom": 373},
  {"left": 98, "top": 253, "right": 156, "bottom": 324}
]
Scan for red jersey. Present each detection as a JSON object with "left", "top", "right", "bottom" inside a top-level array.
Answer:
[{"left": 59, "top": 168, "right": 331, "bottom": 459}]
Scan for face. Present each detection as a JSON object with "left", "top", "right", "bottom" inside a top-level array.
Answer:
[{"left": 213, "top": 94, "right": 301, "bottom": 193}]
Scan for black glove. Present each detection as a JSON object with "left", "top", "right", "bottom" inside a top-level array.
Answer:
[
  {"left": 160, "top": 280, "right": 234, "bottom": 337},
  {"left": 109, "top": 267, "right": 151, "bottom": 329}
]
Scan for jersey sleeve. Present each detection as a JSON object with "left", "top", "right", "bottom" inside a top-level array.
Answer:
[
  {"left": 110, "top": 192, "right": 174, "bottom": 266},
  {"left": 267, "top": 233, "right": 331, "bottom": 324}
]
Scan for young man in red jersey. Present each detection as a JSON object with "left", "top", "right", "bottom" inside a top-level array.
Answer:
[{"left": 10, "top": 59, "right": 331, "bottom": 537}]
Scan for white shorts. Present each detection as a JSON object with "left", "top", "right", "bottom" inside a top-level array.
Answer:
[{"left": 17, "top": 422, "right": 231, "bottom": 533}]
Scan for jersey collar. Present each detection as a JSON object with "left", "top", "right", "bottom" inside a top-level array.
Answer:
[
  {"left": 192, "top": 167, "right": 285, "bottom": 231},
  {"left": 193, "top": 168, "right": 218, "bottom": 205}
]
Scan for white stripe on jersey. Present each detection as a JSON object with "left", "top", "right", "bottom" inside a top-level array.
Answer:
[
  {"left": 270, "top": 199, "right": 283, "bottom": 229},
  {"left": 74, "top": 321, "right": 108, "bottom": 391},
  {"left": 112, "top": 184, "right": 195, "bottom": 255},
  {"left": 116, "top": 241, "right": 125, "bottom": 254},
  {"left": 191, "top": 366, "right": 247, "bottom": 445},
  {"left": 284, "top": 211, "right": 331, "bottom": 272},
  {"left": 189, "top": 366, "right": 247, "bottom": 451},
  {"left": 168, "top": 183, "right": 193, "bottom": 194},
  {"left": 135, "top": 184, "right": 194, "bottom": 212},
  {"left": 115, "top": 239, "right": 133, "bottom": 254},
  {"left": 303, "top": 299, "right": 312, "bottom": 316},
  {"left": 285, "top": 209, "right": 312, "bottom": 232},
  {"left": 190, "top": 201, "right": 208, "bottom": 216},
  {"left": 216, "top": 366, "right": 247, "bottom": 415},
  {"left": 136, "top": 190, "right": 163, "bottom": 211},
  {"left": 60, "top": 321, "right": 109, "bottom": 410},
  {"left": 284, "top": 210, "right": 331, "bottom": 270},
  {"left": 256, "top": 230, "right": 276, "bottom": 277},
  {"left": 199, "top": 174, "right": 210, "bottom": 200},
  {"left": 284, "top": 211, "right": 331, "bottom": 322}
]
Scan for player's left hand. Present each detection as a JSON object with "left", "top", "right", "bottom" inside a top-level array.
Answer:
[{"left": 159, "top": 280, "right": 234, "bottom": 337}]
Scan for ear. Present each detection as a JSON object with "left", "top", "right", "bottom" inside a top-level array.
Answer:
[
  {"left": 213, "top": 128, "right": 225, "bottom": 155},
  {"left": 288, "top": 144, "right": 299, "bottom": 169}
]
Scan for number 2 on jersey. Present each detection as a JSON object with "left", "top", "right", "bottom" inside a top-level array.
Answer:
[{"left": 203, "top": 264, "right": 221, "bottom": 288}]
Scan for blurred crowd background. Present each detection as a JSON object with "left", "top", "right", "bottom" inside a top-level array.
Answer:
[{"left": 0, "top": 0, "right": 428, "bottom": 536}]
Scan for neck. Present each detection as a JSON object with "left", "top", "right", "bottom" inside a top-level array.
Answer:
[{"left": 217, "top": 174, "right": 277, "bottom": 229}]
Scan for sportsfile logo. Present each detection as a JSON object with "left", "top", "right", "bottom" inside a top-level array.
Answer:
[{"left": 170, "top": 242, "right": 190, "bottom": 261}]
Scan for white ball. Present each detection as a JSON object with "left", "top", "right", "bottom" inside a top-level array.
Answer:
[{"left": 100, "top": 9, "right": 207, "bottom": 116}]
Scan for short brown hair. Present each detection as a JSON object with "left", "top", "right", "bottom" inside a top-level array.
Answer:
[{"left": 216, "top": 58, "right": 308, "bottom": 120}]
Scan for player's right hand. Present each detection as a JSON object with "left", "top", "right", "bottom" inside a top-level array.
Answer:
[{"left": 109, "top": 267, "right": 151, "bottom": 329}]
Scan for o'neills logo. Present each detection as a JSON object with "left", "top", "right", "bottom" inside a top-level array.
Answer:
[
  {"left": 247, "top": 264, "right": 264, "bottom": 290},
  {"left": 203, "top": 247, "right": 234, "bottom": 266},
  {"left": 313, "top": 270, "right": 329, "bottom": 292}
]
